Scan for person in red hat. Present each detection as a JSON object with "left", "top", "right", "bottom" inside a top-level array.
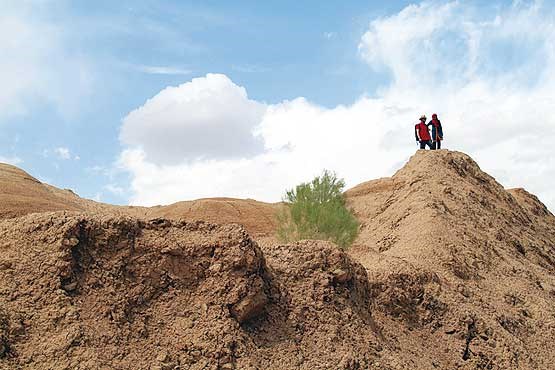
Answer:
[
  {"left": 428, "top": 113, "right": 444, "bottom": 150},
  {"left": 415, "top": 115, "right": 432, "bottom": 150}
]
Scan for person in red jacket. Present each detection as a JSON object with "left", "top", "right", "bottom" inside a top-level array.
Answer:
[
  {"left": 415, "top": 115, "right": 432, "bottom": 150},
  {"left": 428, "top": 113, "right": 444, "bottom": 150}
]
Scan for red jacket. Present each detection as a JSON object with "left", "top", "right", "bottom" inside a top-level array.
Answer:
[
  {"left": 415, "top": 122, "right": 431, "bottom": 141},
  {"left": 428, "top": 118, "right": 443, "bottom": 141}
]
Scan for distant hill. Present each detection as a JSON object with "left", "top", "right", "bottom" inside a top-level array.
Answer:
[{"left": 0, "top": 163, "right": 278, "bottom": 237}]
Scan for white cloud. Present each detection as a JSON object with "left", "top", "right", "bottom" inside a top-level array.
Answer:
[
  {"left": 135, "top": 65, "right": 192, "bottom": 75},
  {"left": 120, "top": 73, "right": 266, "bottom": 165},
  {"left": 0, "top": 1, "right": 93, "bottom": 120},
  {"left": 118, "top": 1, "right": 555, "bottom": 211},
  {"left": 118, "top": 95, "right": 413, "bottom": 205},
  {"left": 357, "top": 0, "right": 555, "bottom": 208},
  {"left": 104, "top": 184, "right": 125, "bottom": 196},
  {"left": 87, "top": 165, "right": 107, "bottom": 174},
  {"left": 54, "top": 147, "right": 71, "bottom": 160},
  {"left": 0, "top": 155, "right": 22, "bottom": 165}
]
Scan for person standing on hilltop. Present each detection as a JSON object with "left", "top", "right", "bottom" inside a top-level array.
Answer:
[
  {"left": 415, "top": 115, "right": 432, "bottom": 150},
  {"left": 428, "top": 113, "right": 444, "bottom": 150}
]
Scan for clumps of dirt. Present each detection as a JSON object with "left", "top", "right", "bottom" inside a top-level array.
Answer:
[
  {"left": 368, "top": 270, "right": 446, "bottom": 329},
  {"left": 261, "top": 240, "right": 372, "bottom": 315},
  {"left": 0, "top": 213, "right": 270, "bottom": 368},
  {"left": 202, "top": 238, "right": 390, "bottom": 370},
  {"left": 56, "top": 216, "right": 270, "bottom": 326},
  {"left": 0, "top": 308, "right": 10, "bottom": 359},
  {"left": 253, "top": 240, "right": 384, "bottom": 369},
  {"left": 0, "top": 213, "right": 389, "bottom": 369}
]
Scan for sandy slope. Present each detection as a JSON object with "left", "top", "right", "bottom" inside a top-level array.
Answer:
[
  {"left": 0, "top": 163, "right": 278, "bottom": 237},
  {"left": 148, "top": 198, "right": 279, "bottom": 237},
  {"left": 345, "top": 150, "right": 555, "bottom": 369},
  {"left": 1, "top": 150, "right": 555, "bottom": 369},
  {"left": 0, "top": 163, "right": 84, "bottom": 218}
]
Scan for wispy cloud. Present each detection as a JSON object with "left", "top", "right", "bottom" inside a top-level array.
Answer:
[
  {"left": 0, "top": 155, "right": 22, "bottom": 165},
  {"left": 231, "top": 64, "right": 270, "bottom": 73},
  {"left": 54, "top": 147, "right": 71, "bottom": 160},
  {"left": 135, "top": 65, "right": 192, "bottom": 75},
  {"left": 0, "top": 2, "right": 94, "bottom": 120},
  {"left": 42, "top": 147, "right": 80, "bottom": 161},
  {"left": 104, "top": 184, "right": 125, "bottom": 196}
]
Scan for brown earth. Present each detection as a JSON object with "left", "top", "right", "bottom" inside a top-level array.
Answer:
[
  {"left": 0, "top": 214, "right": 385, "bottom": 369},
  {"left": 0, "top": 163, "right": 84, "bottom": 218},
  {"left": 148, "top": 198, "right": 279, "bottom": 238},
  {"left": 344, "top": 151, "right": 555, "bottom": 369},
  {"left": 0, "top": 163, "right": 278, "bottom": 237},
  {"left": 0, "top": 163, "right": 147, "bottom": 219},
  {"left": 1, "top": 150, "right": 555, "bottom": 369}
]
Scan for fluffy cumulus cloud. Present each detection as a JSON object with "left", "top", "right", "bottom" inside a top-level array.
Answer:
[
  {"left": 118, "top": 1, "right": 555, "bottom": 210},
  {"left": 0, "top": 1, "right": 93, "bottom": 120},
  {"left": 119, "top": 96, "right": 412, "bottom": 205},
  {"left": 120, "top": 74, "right": 266, "bottom": 165}
]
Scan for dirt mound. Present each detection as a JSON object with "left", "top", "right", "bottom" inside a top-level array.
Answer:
[
  {"left": 2, "top": 151, "right": 555, "bottom": 369},
  {"left": 346, "top": 150, "right": 555, "bottom": 369},
  {"left": 0, "top": 164, "right": 277, "bottom": 237},
  {"left": 149, "top": 198, "right": 279, "bottom": 237},
  {"left": 0, "top": 163, "right": 84, "bottom": 218},
  {"left": 0, "top": 163, "right": 148, "bottom": 220},
  {"left": 0, "top": 213, "right": 388, "bottom": 369}
]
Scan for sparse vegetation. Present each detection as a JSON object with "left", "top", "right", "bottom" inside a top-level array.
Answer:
[{"left": 277, "top": 170, "right": 359, "bottom": 249}]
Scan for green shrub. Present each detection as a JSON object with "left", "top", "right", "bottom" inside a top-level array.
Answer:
[{"left": 277, "top": 170, "right": 359, "bottom": 249}]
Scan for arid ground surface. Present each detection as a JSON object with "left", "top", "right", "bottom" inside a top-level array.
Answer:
[{"left": 1, "top": 150, "right": 555, "bottom": 369}]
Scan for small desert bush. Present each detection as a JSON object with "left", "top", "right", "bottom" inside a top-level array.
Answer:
[{"left": 277, "top": 170, "right": 359, "bottom": 249}]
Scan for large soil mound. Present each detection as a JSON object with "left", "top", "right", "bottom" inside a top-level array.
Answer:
[
  {"left": 346, "top": 150, "right": 555, "bottom": 369},
  {"left": 1, "top": 150, "right": 555, "bottom": 369}
]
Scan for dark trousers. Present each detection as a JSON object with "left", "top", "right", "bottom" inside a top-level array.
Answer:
[
  {"left": 419, "top": 140, "right": 432, "bottom": 149},
  {"left": 432, "top": 140, "right": 441, "bottom": 150}
]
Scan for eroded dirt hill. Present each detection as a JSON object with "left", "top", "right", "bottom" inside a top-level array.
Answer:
[
  {"left": 0, "top": 163, "right": 146, "bottom": 219},
  {"left": 0, "top": 163, "right": 278, "bottom": 237},
  {"left": 1, "top": 150, "right": 555, "bottom": 369},
  {"left": 345, "top": 150, "right": 555, "bottom": 369},
  {"left": 0, "top": 163, "right": 84, "bottom": 218}
]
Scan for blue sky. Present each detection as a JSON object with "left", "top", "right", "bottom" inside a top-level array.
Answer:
[{"left": 2, "top": 0, "right": 555, "bottom": 210}]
